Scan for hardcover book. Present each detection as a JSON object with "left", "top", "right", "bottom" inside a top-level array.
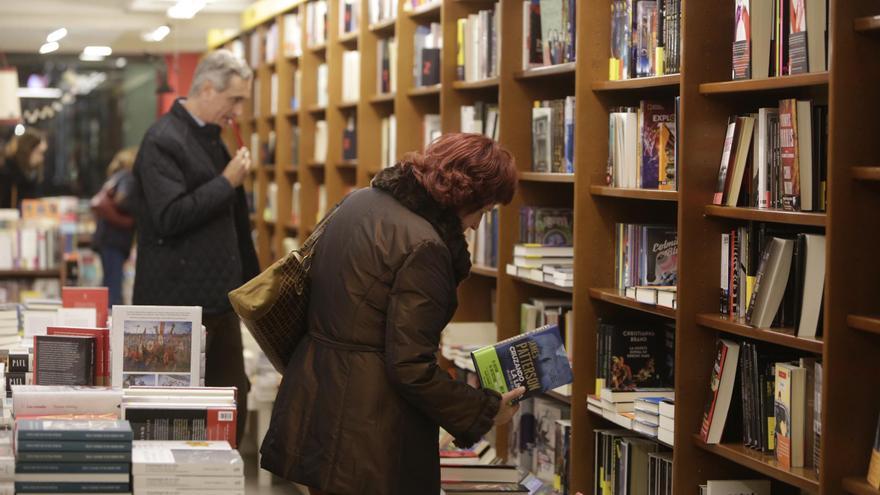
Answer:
[
  {"left": 131, "top": 440, "right": 243, "bottom": 476},
  {"left": 47, "top": 327, "right": 109, "bottom": 386},
  {"left": 470, "top": 324, "right": 573, "bottom": 400},
  {"left": 732, "top": 0, "right": 752, "bottom": 79},
  {"left": 33, "top": 335, "right": 95, "bottom": 386},
  {"left": 787, "top": 0, "right": 808, "bottom": 74},
  {"left": 12, "top": 386, "right": 123, "bottom": 418},
  {"left": 775, "top": 362, "right": 806, "bottom": 468},
  {"left": 16, "top": 420, "right": 132, "bottom": 442},
  {"left": 699, "top": 339, "right": 741, "bottom": 444},
  {"left": 640, "top": 100, "right": 675, "bottom": 189},
  {"left": 61, "top": 287, "right": 109, "bottom": 328},
  {"left": 123, "top": 404, "right": 237, "bottom": 448},
  {"left": 110, "top": 306, "right": 202, "bottom": 389},
  {"left": 778, "top": 99, "right": 800, "bottom": 211}
]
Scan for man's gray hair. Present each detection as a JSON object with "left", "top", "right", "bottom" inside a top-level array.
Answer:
[{"left": 189, "top": 49, "right": 253, "bottom": 97}]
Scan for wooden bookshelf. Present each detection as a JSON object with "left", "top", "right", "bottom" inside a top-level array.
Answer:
[
  {"left": 843, "top": 478, "right": 880, "bottom": 495},
  {"left": 699, "top": 72, "right": 829, "bottom": 94},
  {"left": 852, "top": 166, "right": 880, "bottom": 181},
  {"left": 588, "top": 288, "right": 676, "bottom": 319},
  {"left": 591, "top": 74, "right": 680, "bottom": 91},
  {"left": 544, "top": 390, "right": 572, "bottom": 405},
  {"left": 847, "top": 315, "right": 880, "bottom": 336},
  {"left": 696, "top": 313, "right": 823, "bottom": 354},
  {"left": 0, "top": 268, "right": 63, "bottom": 278},
  {"left": 590, "top": 185, "right": 679, "bottom": 201},
  {"left": 217, "top": 0, "right": 874, "bottom": 493},
  {"left": 511, "top": 275, "right": 573, "bottom": 295},
  {"left": 692, "top": 436, "right": 820, "bottom": 492},
  {"left": 704, "top": 205, "right": 827, "bottom": 226}
]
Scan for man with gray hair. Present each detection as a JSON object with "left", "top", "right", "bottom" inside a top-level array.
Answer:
[{"left": 131, "top": 49, "right": 258, "bottom": 441}]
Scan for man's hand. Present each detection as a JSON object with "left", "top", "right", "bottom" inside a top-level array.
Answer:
[
  {"left": 222, "top": 147, "right": 251, "bottom": 187},
  {"left": 493, "top": 387, "right": 526, "bottom": 426}
]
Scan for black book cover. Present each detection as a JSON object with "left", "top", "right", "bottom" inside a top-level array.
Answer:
[
  {"left": 34, "top": 335, "right": 95, "bottom": 386},
  {"left": 603, "top": 321, "right": 673, "bottom": 390},
  {"left": 421, "top": 48, "right": 441, "bottom": 86},
  {"left": 6, "top": 372, "right": 26, "bottom": 397},
  {"left": 126, "top": 408, "right": 209, "bottom": 441},
  {"left": 342, "top": 126, "right": 357, "bottom": 161},
  {"left": 9, "top": 351, "right": 29, "bottom": 373}
]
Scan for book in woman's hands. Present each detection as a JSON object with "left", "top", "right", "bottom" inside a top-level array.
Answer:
[{"left": 470, "top": 324, "right": 572, "bottom": 400}]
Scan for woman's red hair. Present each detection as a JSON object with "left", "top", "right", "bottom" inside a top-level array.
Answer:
[{"left": 402, "top": 133, "right": 517, "bottom": 214}]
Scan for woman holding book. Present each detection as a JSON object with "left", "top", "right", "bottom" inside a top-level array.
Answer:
[{"left": 261, "top": 133, "right": 524, "bottom": 494}]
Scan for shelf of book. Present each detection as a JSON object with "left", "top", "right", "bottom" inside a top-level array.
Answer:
[
  {"left": 511, "top": 274, "right": 573, "bottom": 295},
  {"left": 407, "top": 1, "right": 441, "bottom": 21},
  {"left": 589, "top": 186, "right": 678, "bottom": 202},
  {"left": 452, "top": 78, "right": 500, "bottom": 90},
  {"left": 699, "top": 72, "right": 829, "bottom": 95},
  {"left": 855, "top": 15, "right": 880, "bottom": 32},
  {"left": 284, "top": 222, "right": 298, "bottom": 234},
  {"left": 513, "top": 62, "right": 576, "bottom": 81},
  {"left": 591, "top": 74, "right": 681, "bottom": 91},
  {"left": 544, "top": 390, "right": 572, "bottom": 405},
  {"left": 338, "top": 30, "right": 359, "bottom": 44},
  {"left": 308, "top": 42, "right": 327, "bottom": 53},
  {"left": 586, "top": 407, "right": 672, "bottom": 448},
  {"left": 843, "top": 477, "right": 880, "bottom": 495},
  {"left": 368, "top": 17, "right": 396, "bottom": 35},
  {"left": 261, "top": 166, "right": 276, "bottom": 175},
  {"left": 692, "top": 436, "right": 820, "bottom": 492},
  {"left": 407, "top": 84, "right": 441, "bottom": 97},
  {"left": 306, "top": 161, "right": 325, "bottom": 169},
  {"left": 470, "top": 264, "right": 497, "bottom": 278},
  {"left": 703, "top": 206, "right": 827, "bottom": 227},
  {"left": 519, "top": 172, "right": 575, "bottom": 183},
  {"left": 0, "top": 268, "right": 63, "bottom": 279},
  {"left": 283, "top": 165, "right": 297, "bottom": 174},
  {"left": 338, "top": 100, "right": 358, "bottom": 110},
  {"left": 853, "top": 167, "right": 880, "bottom": 181},
  {"left": 285, "top": 53, "right": 300, "bottom": 62},
  {"left": 847, "top": 315, "right": 880, "bottom": 336},
  {"left": 337, "top": 160, "right": 358, "bottom": 169},
  {"left": 695, "top": 314, "right": 823, "bottom": 354},
  {"left": 307, "top": 105, "right": 327, "bottom": 115},
  {"left": 587, "top": 288, "right": 676, "bottom": 320},
  {"left": 370, "top": 92, "right": 396, "bottom": 104},
  {"left": 285, "top": 108, "right": 298, "bottom": 118}
]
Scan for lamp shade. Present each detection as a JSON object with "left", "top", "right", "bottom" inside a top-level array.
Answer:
[{"left": 0, "top": 68, "right": 21, "bottom": 124}]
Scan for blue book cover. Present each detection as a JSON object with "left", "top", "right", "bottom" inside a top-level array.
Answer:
[
  {"left": 16, "top": 440, "right": 132, "bottom": 452},
  {"left": 17, "top": 451, "right": 131, "bottom": 463},
  {"left": 15, "top": 482, "right": 130, "bottom": 493},
  {"left": 16, "top": 463, "right": 130, "bottom": 474},
  {"left": 16, "top": 420, "right": 133, "bottom": 442},
  {"left": 471, "top": 324, "right": 573, "bottom": 399}
]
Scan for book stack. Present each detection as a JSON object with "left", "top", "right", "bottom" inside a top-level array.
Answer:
[
  {"left": 465, "top": 207, "right": 499, "bottom": 269},
  {"left": 6, "top": 349, "right": 32, "bottom": 395},
  {"left": 506, "top": 244, "right": 573, "bottom": 288},
  {"left": 609, "top": 0, "right": 681, "bottom": 79},
  {"left": 282, "top": 12, "right": 303, "bottom": 58},
  {"left": 13, "top": 419, "right": 132, "bottom": 495},
  {"left": 732, "top": 0, "right": 827, "bottom": 79},
  {"left": 12, "top": 386, "right": 123, "bottom": 418},
  {"left": 132, "top": 440, "right": 244, "bottom": 495},
  {"left": 413, "top": 23, "right": 442, "bottom": 87},
  {"left": 521, "top": 0, "right": 577, "bottom": 69},
  {"left": 460, "top": 101, "right": 499, "bottom": 141},
  {"left": 306, "top": 0, "right": 328, "bottom": 47},
  {"left": 720, "top": 226, "right": 825, "bottom": 339},
  {"left": 615, "top": 223, "right": 678, "bottom": 307},
  {"left": 0, "top": 205, "right": 62, "bottom": 271},
  {"left": 455, "top": 3, "right": 500, "bottom": 82},
  {"left": 633, "top": 397, "right": 663, "bottom": 439},
  {"left": 531, "top": 97, "right": 575, "bottom": 174},
  {"left": 439, "top": 322, "right": 495, "bottom": 388},
  {"left": 713, "top": 101, "right": 827, "bottom": 212},
  {"left": 439, "top": 430, "right": 496, "bottom": 467},
  {"left": 607, "top": 99, "right": 678, "bottom": 191},
  {"left": 0, "top": 306, "right": 18, "bottom": 350},
  {"left": 369, "top": 0, "right": 395, "bottom": 25},
  {"left": 122, "top": 386, "right": 238, "bottom": 448},
  {"left": 0, "top": 430, "right": 11, "bottom": 495},
  {"left": 376, "top": 38, "right": 397, "bottom": 95},
  {"left": 441, "top": 464, "right": 527, "bottom": 495},
  {"left": 341, "top": 50, "right": 360, "bottom": 103},
  {"left": 657, "top": 399, "right": 674, "bottom": 446}
]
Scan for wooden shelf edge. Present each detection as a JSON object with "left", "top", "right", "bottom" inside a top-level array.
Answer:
[
  {"left": 452, "top": 78, "right": 500, "bottom": 90},
  {"left": 704, "top": 205, "right": 827, "bottom": 226},
  {"left": 592, "top": 74, "right": 680, "bottom": 91},
  {"left": 588, "top": 288, "right": 676, "bottom": 319},
  {"left": 338, "top": 31, "right": 359, "bottom": 44},
  {"left": 368, "top": 18, "right": 397, "bottom": 33},
  {"left": 0, "top": 268, "right": 62, "bottom": 278},
  {"left": 847, "top": 314, "right": 880, "bottom": 336},
  {"left": 338, "top": 101, "right": 358, "bottom": 110},
  {"left": 407, "top": 85, "right": 441, "bottom": 97},
  {"left": 692, "top": 436, "right": 820, "bottom": 492},
  {"left": 308, "top": 43, "right": 327, "bottom": 53},
  {"left": 407, "top": 1, "right": 441, "bottom": 20},
  {"left": 853, "top": 166, "right": 880, "bottom": 181},
  {"left": 843, "top": 477, "right": 880, "bottom": 495},
  {"left": 855, "top": 15, "right": 880, "bottom": 32},
  {"left": 544, "top": 390, "right": 572, "bottom": 405},
  {"left": 700, "top": 72, "right": 829, "bottom": 94},
  {"left": 586, "top": 407, "right": 671, "bottom": 447},
  {"left": 519, "top": 172, "right": 575, "bottom": 183},
  {"left": 512, "top": 274, "right": 573, "bottom": 294},
  {"left": 696, "top": 313, "right": 823, "bottom": 353},
  {"left": 337, "top": 160, "right": 358, "bottom": 168},
  {"left": 307, "top": 105, "right": 327, "bottom": 114},
  {"left": 370, "top": 92, "right": 396, "bottom": 104},
  {"left": 283, "top": 166, "right": 298, "bottom": 174},
  {"left": 470, "top": 265, "right": 498, "bottom": 278},
  {"left": 590, "top": 185, "right": 679, "bottom": 201},
  {"left": 514, "top": 62, "right": 577, "bottom": 80}
]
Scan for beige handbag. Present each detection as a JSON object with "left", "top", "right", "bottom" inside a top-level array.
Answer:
[{"left": 228, "top": 205, "right": 341, "bottom": 374}]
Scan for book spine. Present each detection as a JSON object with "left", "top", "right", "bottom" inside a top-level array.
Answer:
[
  {"left": 16, "top": 441, "right": 132, "bottom": 452},
  {"left": 15, "top": 482, "right": 130, "bottom": 493},
  {"left": 16, "top": 452, "right": 131, "bottom": 463},
  {"left": 15, "top": 463, "right": 130, "bottom": 474},
  {"left": 17, "top": 431, "right": 132, "bottom": 442}
]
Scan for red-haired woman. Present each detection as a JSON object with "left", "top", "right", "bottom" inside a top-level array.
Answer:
[{"left": 261, "top": 133, "right": 522, "bottom": 494}]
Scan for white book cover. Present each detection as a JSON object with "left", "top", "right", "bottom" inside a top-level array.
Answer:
[
  {"left": 11, "top": 385, "right": 123, "bottom": 417},
  {"left": 132, "top": 440, "right": 242, "bottom": 476},
  {"left": 133, "top": 475, "right": 244, "bottom": 490},
  {"left": 56, "top": 308, "right": 97, "bottom": 328},
  {"left": 342, "top": 50, "right": 360, "bottom": 103},
  {"left": 110, "top": 306, "right": 202, "bottom": 388},
  {"left": 22, "top": 310, "right": 57, "bottom": 345},
  {"left": 706, "top": 479, "right": 771, "bottom": 495}
]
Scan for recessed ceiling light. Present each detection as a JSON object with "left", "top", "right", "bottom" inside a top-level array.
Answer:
[
  {"left": 46, "top": 28, "right": 67, "bottom": 43},
  {"left": 83, "top": 46, "right": 112, "bottom": 57},
  {"left": 79, "top": 53, "right": 104, "bottom": 62},
  {"left": 39, "top": 42, "right": 59, "bottom": 54},
  {"left": 142, "top": 25, "right": 171, "bottom": 42},
  {"left": 167, "top": 0, "right": 206, "bottom": 19}
]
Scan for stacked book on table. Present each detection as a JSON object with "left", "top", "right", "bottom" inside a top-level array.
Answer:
[
  {"left": 506, "top": 244, "right": 574, "bottom": 288},
  {"left": 0, "top": 306, "right": 18, "bottom": 350},
  {"left": 658, "top": 399, "right": 674, "bottom": 446},
  {"left": 132, "top": 440, "right": 244, "bottom": 495},
  {"left": 13, "top": 419, "right": 132, "bottom": 495},
  {"left": 0, "top": 430, "right": 11, "bottom": 495}
]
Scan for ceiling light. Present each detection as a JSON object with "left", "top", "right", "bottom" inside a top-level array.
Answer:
[
  {"left": 83, "top": 46, "right": 112, "bottom": 57},
  {"left": 142, "top": 25, "right": 171, "bottom": 42},
  {"left": 46, "top": 28, "right": 67, "bottom": 43},
  {"left": 115, "top": 57, "right": 128, "bottom": 68},
  {"left": 167, "top": 0, "right": 206, "bottom": 19},
  {"left": 14, "top": 124, "right": 25, "bottom": 136},
  {"left": 39, "top": 42, "right": 59, "bottom": 54},
  {"left": 79, "top": 53, "right": 105, "bottom": 62}
]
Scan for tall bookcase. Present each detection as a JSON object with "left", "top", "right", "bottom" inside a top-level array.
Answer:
[{"left": 209, "top": 0, "right": 880, "bottom": 493}]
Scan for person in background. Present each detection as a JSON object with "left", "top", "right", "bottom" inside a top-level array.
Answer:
[
  {"left": 91, "top": 147, "right": 138, "bottom": 306},
  {"left": 260, "top": 133, "right": 523, "bottom": 494},
  {"left": 0, "top": 127, "right": 48, "bottom": 208},
  {"left": 131, "top": 49, "right": 257, "bottom": 441}
]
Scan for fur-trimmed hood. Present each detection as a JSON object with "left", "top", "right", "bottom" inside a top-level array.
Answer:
[{"left": 371, "top": 164, "right": 472, "bottom": 284}]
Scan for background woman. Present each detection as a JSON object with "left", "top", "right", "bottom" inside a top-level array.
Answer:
[
  {"left": 92, "top": 147, "right": 137, "bottom": 305},
  {"left": 0, "top": 127, "right": 48, "bottom": 208},
  {"left": 261, "top": 133, "right": 522, "bottom": 494}
]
